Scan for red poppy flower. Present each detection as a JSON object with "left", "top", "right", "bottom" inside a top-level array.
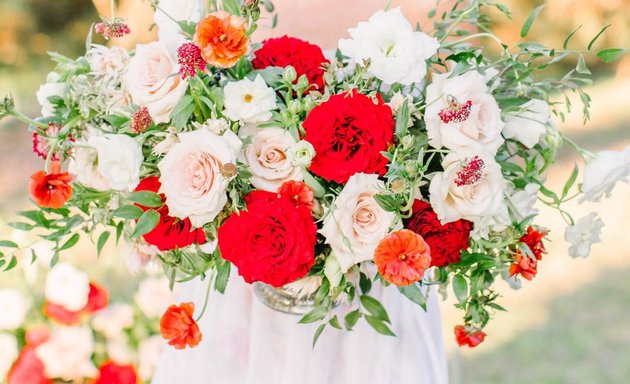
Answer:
[
  {"left": 160, "top": 302, "right": 202, "bottom": 349},
  {"left": 28, "top": 161, "right": 73, "bottom": 209},
  {"left": 454, "top": 325, "right": 486, "bottom": 348}
]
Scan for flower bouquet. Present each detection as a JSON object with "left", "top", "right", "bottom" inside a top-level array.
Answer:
[{"left": 1, "top": 0, "right": 628, "bottom": 349}]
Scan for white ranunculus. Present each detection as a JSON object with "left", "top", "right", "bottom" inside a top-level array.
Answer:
[
  {"left": 88, "top": 45, "right": 130, "bottom": 80},
  {"left": 320, "top": 173, "right": 399, "bottom": 272},
  {"left": 287, "top": 140, "right": 316, "bottom": 168},
  {"left": 429, "top": 151, "right": 506, "bottom": 224},
  {"left": 239, "top": 127, "right": 303, "bottom": 191},
  {"left": 88, "top": 134, "right": 143, "bottom": 191},
  {"left": 158, "top": 128, "right": 242, "bottom": 227},
  {"left": 508, "top": 183, "right": 540, "bottom": 222},
  {"left": 503, "top": 99, "right": 551, "bottom": 149},
  {"left": 36, "top": 326, "right": 98, "bottom": 380},
  {"left": 36, "top": 72, "right": 65, "bottom": 117},
  {"left": 425, "top": 71, "right": 504, "bottom": 154},
  {"left": 565, "top": 213, "right": 604, "bottom": 258},
  {"left": 124, "top": 41, "right": 188, "bottom": 124},
  {"left": 138, "top": 335, "right": 163, "bottom": 381},
  {"left": 223, "top": 75, "right": 277, "bottom": 123},
  {"left": 154, "top": 0, "right": 204, "bottom": 57},
  {"left": 135, "top": 277, "right": 174, "bottom": 318},
  {"left": 45, "top": 263, "right": 90, "bottom": 312},
  {"left": 338, "top": 8, "right": 438, "bottom": 85},
  {"left": 68, "top": 144, "right": 110, "bottom": 191},
  {"left": 0, "top": 333, "right": 18, "bottom": 379},
  {"left": 580, "top": 145, "right": 630, "bottom": 202},
  {"left": 92, "top": 303, "right": 135, "bottom": 339},
  {"left": 0, "top": 288, "right": 29, "bottom": 330}
]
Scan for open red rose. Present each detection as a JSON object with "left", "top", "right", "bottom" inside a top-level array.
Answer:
[
  {"left": 135, "top": 177, "right": 207, "bottom": 251},
  {"left": 404, "top": 200, "right": 472, "bottom": 267},
  {"left": 454, "top": 325, "right": 486, "bottom": 348},
  {"left": 44, "top": 282, "right": 109, "bottom": 325},
  {"left": 160, "top": 302, "right": 202, "bottom": 350},
  {"left": 252, "top": 36, "right": 329, "bottom": 92},
  {"left": 218, "top": 190, "right": 317, "bottom": 287},
  {"left": 95, "top": 361, "right": 138, "bottom": 384},
  {"left": 303, "top": 91, "right": 394, "bottom": 183}
]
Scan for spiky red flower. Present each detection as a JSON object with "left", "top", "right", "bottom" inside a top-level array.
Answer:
[
  {"left": 455, "top": 156, "right": 485, "bottom": 186},
  {"left": 95, "top": 20, "right": 131, "bottom": 40},
  {"left": 439, "top": 98, "right": 472, "bottom": 124},
  {"left": 131, "top": 107, "right": 152, "bottom": 133},
  {"left": 177, "top": 42, "right": 207, "bottom": 79}
]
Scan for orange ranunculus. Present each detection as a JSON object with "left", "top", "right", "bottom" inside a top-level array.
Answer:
[
  {"left": 160, "top": 302, "right": 202, "bottom": 349},
  {"left": 193, "top": 10, "right": 249, "bottom": 68},
  {"left": 374, "top": 229, "right": 432, "bottom": 286},
  {"left": 28, "top": 161, "right": 73, "bottom": 209}
]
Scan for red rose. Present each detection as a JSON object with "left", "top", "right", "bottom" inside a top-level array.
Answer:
[
  {"left": 95, "top": 361, "right": 138, "bottom": 384},
  {"left": 135, "top": 177, "right": 207, "bottom": 251},
  {"left": 44, "top": 282, "right": 109, "bottom": 325},
  {"left": 303, "top": 91, "right": 394, "bottom": 183},
  {"left": 404, "top": 200, "right": 472, "bottom": 267},
  {"left": 454, "top": 325, "right": 486, "bottom": 348},
  {"left": 252, "top": 36, "right": 328, "bottom": 92},
  {"left": 160, "top": 302, "right": 202, "bottom": 350},
  {"left": 218, "top": 190, "right": 317, "bottom": 287}
]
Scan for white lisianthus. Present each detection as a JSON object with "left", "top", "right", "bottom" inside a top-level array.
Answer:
[
  {"left": 580, "top": 145, "right": 630, "bottom": 202},
  {"left": 287, "top": 140, "right": 316, "bottom": 168},
  {"left": 223, "top": 75, "right": 277, "bottom": 123},
  {"left": 239, "top": 127, "right": 303, "bottom": 191},
  {"left": 0, "top": 288, "right": 29, "bottom": 330},
  {"left": 565, "top": 213, "right": 604, "bottom": 258},
  {"left": 138, "top": 335, "right": 163, "bottom": 381},
  {"left": 36, "top": 72, "right": 65, "bottom": 117},
  {"left": 283, "top": 276, "right": 323, "bottom": 299},
  {"left": 88, "top": 45, "right": 129, "bottom": 80},
  {"left": 503, "top": 99, "right": 551, "bottom": 149},
  {"left": 36, "top": 326, "right": 98, "bottom": 380},
  {"left": 68, "top": 144, "right": 110, "bottom": 191},
  {"left": 508, "top": 183, "right": 540, "bottom": 222},
  {"left": 338, "top": 8, "right": 438, "bottom": 85},
  {"left": 135, "top": 277, "right": 174, "bottom": 318},
  {"left": 158, "top": 128, "right": 242, "bottom": 227},
  {"left": 320, "top": 173, "right": 399, "bottom": 272},
  {"left": 192, "top": 117, "right": 230, "bottom": 134},
  {"left": 92, "top": 303, "right": 135, "bottom": 339},
  {"left": 425, "top": 71, "right": 504, "bottom": 154},
  {"left": 88, "top": 134, "right": 143, "bottom": 191},
  {"left": 0, "top": 333, "right": 18, "bottom": 379},
  {"left": 124, "top": 41, "right": 188, "bottom": 123},
  {"left": 429, "top": 151, "right": 506, "bottom": 224},
  {"left": 45, "top": 263, "right": 90, "bottom": 312}
]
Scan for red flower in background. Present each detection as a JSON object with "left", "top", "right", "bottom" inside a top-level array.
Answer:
[
  {"left": 160, "top": 302, "right": 202, "bottom": 350},
  {"left": 277, "top": 180, "right": 315, "bottom": 209},
  {"left": 95, "top": 361, "right": 138, "bottom": 384},
  {"left": 218, "top": 190, "right": 317, "bottom": 287},
  {"left": 44, "top": 282, "right": 109, "bottom": 325},
  {"left": 8, "top": 327, "right": 51, "bottom": 384},
  {"left": 509, "top": 226, "right": 547, "bottom": 281},
  {"left": 303, "top": 91, "right": 394, "bottom": 184},
  {"left": 404, "top": 200, "right": 472, "bottom": 267},
  {"left": 135, "top": 177, "right": 207, "bottom": 251},
  {"left": 454, "top": 325, "right": 486, "bottom": 348},
  {"left": 252, "top": 36, "right": 329, "bottom": 92},
  {"left": 28, "top": 161, "right": 73, "bottom": 209}
]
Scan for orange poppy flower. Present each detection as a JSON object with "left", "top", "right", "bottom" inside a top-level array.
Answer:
[
  {"left": 194, "top": 11, "right": 249, "bottom": 69},
  {"left": 160, "top": 302, "right": 202, "bottom": 349},
  {"left": 28, "top": 161, "right": 73, "bottom": 209},
  {"left": 374, "top": 229, "right": 432, "bottom": 286}
]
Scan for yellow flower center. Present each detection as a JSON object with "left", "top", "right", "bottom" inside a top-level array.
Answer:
[{"left": 243, "top": 94, "right": 254, "bottom": 103}]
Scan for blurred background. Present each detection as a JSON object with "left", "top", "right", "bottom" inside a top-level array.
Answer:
[{"left": 0, "top": 0, "right": 629, "bottom": 383}]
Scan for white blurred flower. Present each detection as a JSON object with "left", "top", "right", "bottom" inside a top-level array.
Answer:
[
  {"left": 470, "top": 207, "right": 509, "bottom": 240},
  {"left": 580, "top": 145, "right": 630, "bottom": 202},
  {"left": 45, "top": 263, "right": 90, "bottom": 312},
  {"left": 0, "top": 288, "right": 29, "bottom": 330},
  {"left": 88, "top": 45, "right": 129, "bottom": 80},
  {"left": 223, "top": 75, "right": 277, "bottom": 123},
  {"left": 68, "top": 144, "right": 110, "bottom": 191},
  {"left": 92, "top": 303, "right": 135, "bottom": 339},
  {"left": 287, "top": 140, "right": 316, "bottom": 168},
  {"left": 36, "top": 72, "right": 64, "bottom": 117},
  {"left": 120, "top": 240, "right": 160, "bottom": 275},
  {"left": 0, "top": 333, "right": 18, "bottom": 379},
  {"left": 283, "top": 276, "right": 323, "bottom": 298},
  {"left": 135, "top": 277, "right": 174, "bottom": 318},
  {"left": 106, "top": 336, "right": 135, "bottom": 365},
  {"left": 503, "top": 99, "right": 551, "bottom": 149},
  {"left": 138, "top": 335, "right": 163, "bottom": 381},
  {"left": 88, "top": 134, "right": 143, "bottom": 191},
  {"left": 338, "top": 8, "right": 438, "bottom": 85},
  {"left": 36, "top": 326, "right": 98, "bottom": 380},
  {"left": 191, "top": 118, "right": 230, "bottom": 134},
  {"left": 198, "top": 239, "right": 218, "bottom": 254},
  {"left": 565, "top": 213, "right": 604, "bottom": 258}
]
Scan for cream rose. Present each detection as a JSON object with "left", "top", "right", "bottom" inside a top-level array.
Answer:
[
  {"left": 503, "top": 99, "right": 551, "bottom": 149},
  {"left": 88, "top": 134, "right": 143, "bottom": 191},
  {"left": 320, "top": 173, "right": 399, "bottom": 272},
  {"left": 124, "top": 41, "right": 187, "bottom": 124},
  {"left": 425, "top": 71, "right": 504, "bottom": 154},
  {"left": 45, "top": 263, "right": 90, "bottom": 312},
  {"left": 157, "top": 128, "right": 242, "bottom": 227},
  {"left": 429, "top": 151, "right": 506, "bottom": 224},
  {"left": 239, "top": 127, "right": 303, "bottom": 192},
  {"left": 68, "top": 144, "right": 110, "bottom": 191}
]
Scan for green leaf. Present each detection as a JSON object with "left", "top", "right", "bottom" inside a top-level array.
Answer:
[
  {"left": 398, "top": 284, "right": 427, "bottom": 310},
  {"left": 360, "top": 295, "right": 390, "bottom": 323},
  {"left": 49, "top": 251, "right": 60, "bottom": 267},
  {"left": 299, "top": 307, "right": 328, "bottom": 324},
  {"left": 359, "top": 272, "right": 372, "bottom": 294},
  {"left": 576, "top": 55, "right": 591, "bottom": 75},
  {"left": 302, "top": 170, "right": 325, "bottom": 198},
  {"left": 8, "top": 222, "right": 33, "bottom": 231},
  {"left": 587, "top": 24, "right": 611, "bottom": 51},
  {"left": 214, "top": 258, "right": 231, "bottom": 294},
  {"left": 373, "top": 194, "right": 400, "bottom": 213},
  {"left": 0, "top": 241, "right": 18, "bottom": 248},
  {"left": 4, "top": 256, "right": 17, "bottom": 271},
  {"left": 520, "top": 3, "right": 545, "bottom": 38},
  {"left": 344, "top": 309, "right": 361, "bottom": 330},
  {"left": 177, "top": 20, "right": 197, "bottom": 37},
  {"left": 452, "top": 275, "right": 468, "bottom": 304},
  {"left": 170, "top": 95, "right": 195, "bottom": 130},
  {"left": 59, "top": 233, "right": 80, "bottom": 251},
  {"left": 222, "top": 0, "right": 241, "bottom": 16},
  {"left": 312, "top": 323, "right": 326, "bottom": 348},
  {"left": 596, "top": 48, "right": 628, "bottom": 63},
  {"left": 364, "top": 315, "right": 396, "bottom": 336},
  {"left": 112, "top": 205, "right": 144, "bottom": 220},
  {"left": 329, "top": 315, "right": 342, "bottom": 330},
  {"left": 394, "top": 100, "right": 410, "bottom": 135},
  {"left": 96, "top": 231, "right": 110, "bottom": 257},
  {"left": 562, "top": 164, "right": 579, "bottom": 199},
  {"left": 102, "top": 114, "right": 129, "bottom": 129},
  {"left": 129, "top": 191, "right": 163, "bottom": 208},
  {"left": 130, "top": 210, "right": 160, "bottom": 238}
]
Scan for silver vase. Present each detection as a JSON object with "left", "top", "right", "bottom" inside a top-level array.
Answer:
[{"left": 252, "top": 282, "right": 316, "bottom": 315}]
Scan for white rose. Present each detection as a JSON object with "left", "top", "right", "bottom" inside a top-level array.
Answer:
[
  {"left": 287, "top": 140, "right": 316, "bottom": 168},
  {"left": 338, "top": 8, "right": 438, "bottom": 85},
  {"left": 503, "top": 99, "right": 551, "bottom": 149},
  {"left": 429, "top": 151, "right": 506, "bottom": 224},
  {"left": 45, "top": 263, "right": 90, "bottom": 312},
  {"left": 425, "top": 71, "right": 504, "bottom": 154},
  {"left": 158, "top": 128, "right": 242, "bottom": 227},
  {"left": 565, "top": 213, "right": 604, "bottom": 259},
  {"left": 88, "top": 134, "right": 143, "bottom": 191},
  {"left": 88, "top": 45, "right": 129, "bottom": 80},
  {"left": 0, "top": 288, "right": 29, "bottom": 330},
  {"left": 470, "top": 206, "right": 509, "bottom": 240},
  {"left": 0, "top": 333, "right": 18, "bottom": 379},
  {"left": 223, "top": 75, "right": 277, "bottom": 123},
  {"left": 124, "top": 41, "right": 187, "bottom": 123},
  {"left": 320, "top": 173, "right": 399, "bottom": 272},
  {"left": 36, "top": 72, "right": 65, "bottom": 117},
  {"left": 239, "top": 127, "right": 303, "bottom": 191},
  {"left": 135, "top": 277, "right": 174, "bottom": 318},
  {"left": 68, "top": 144, "right": 110, "bottom": 191},
  {"left": 92, "top": 303, "right": 135, "bottom": 339},
  {"left": 36, "top": 326, "right": 98, "bottom": 380},
  {"left": 580, "top": 144, "right": 630, "bottom": 202},
  {"left": 138, "top": 335, "right": 163, "bottom": 381}
]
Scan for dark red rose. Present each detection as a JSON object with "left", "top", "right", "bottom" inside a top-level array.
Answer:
[
  {"left": 252, "top": 35, "right": 328, "bottom": 92},
  {"left": 303, "top": 91, "right": 394, "bottom": 183},
  {"left": 44, "top": 282, "right": 109, "bottom": 325},
  {"left": 454, "top": 325, "right": 486, "bottom": 348},
  {"left": 135, "top": 177, "right": 207, "bottom": 251},
  {"left": 95, "top": 361, "right": 138, "bottom": 384},
  {"left": 404, "top": 200, "right": 472, "bottom": 267},
  {"left": 218, "top": 190, "right": 317, "bottom": 287}
]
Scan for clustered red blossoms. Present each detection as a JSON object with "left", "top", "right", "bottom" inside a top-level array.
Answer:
[
  {"left": 455, "top": 156, "right": 486, "bottom": 187},
  {"left": 131, "top": 107, "right": 153, "bottom": 134},
  {"left": 95, "top": 20, "right": 131, "bottom": 40},
  {"left": 438, "top": 98, "right": 472, "bottom": 124},
  {"left": 277, "top": 180, "right": 315, "bottom": 209},
  {"left": 509, "top": 226, "right": 548, "bottom": 281},
  {"left": 454, "top": 325, "right": 487, "bottom": 348},
  {"left": 177, "top": 42, "right": 207, "bottom": 79}
]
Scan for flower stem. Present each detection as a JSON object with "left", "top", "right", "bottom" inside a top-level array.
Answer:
[{"left": 195, "top": 272, "right": 214, "bottom": 322}]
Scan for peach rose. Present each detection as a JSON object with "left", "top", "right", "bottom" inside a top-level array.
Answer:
[{"left": 194, "top": 11, "right": 249, "bottom": 68}]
